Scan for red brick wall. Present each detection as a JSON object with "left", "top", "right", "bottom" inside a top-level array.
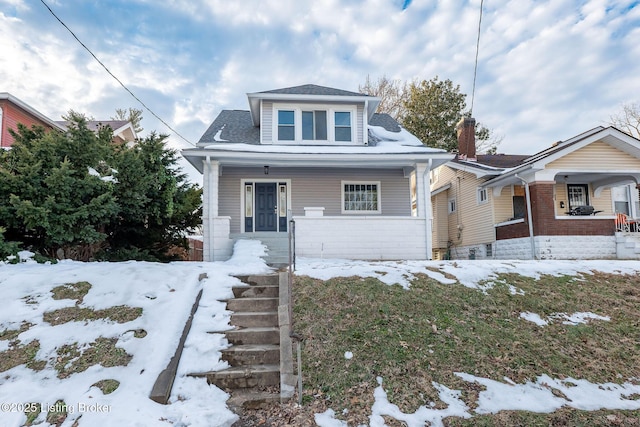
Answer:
[
  {"left": 0, "top": 100, "right": 54, "bottom": 148},
  {"left": 496, "top": 183, "right": 614, "bottom": 240},
  {"left": 496, "top": 221, "right": 530, "bottom": 240}
]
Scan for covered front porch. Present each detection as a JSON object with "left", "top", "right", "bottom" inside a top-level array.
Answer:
[
  {"left": 488, "top": 169, "right": 640, "bottom": 259},
  {"left": 182, "top": 146, "right": 453, "bottom": 262}
]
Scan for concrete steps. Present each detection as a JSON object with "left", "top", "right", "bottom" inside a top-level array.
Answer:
[
  {"left": 221, "top": 344, "right": 280, "bottom": 365},
  {"left": 230, "top": 234, "right": 290, "bottom": 267},
  {"left": 192, "top": 273, "right": 286, "bottom": 409}
]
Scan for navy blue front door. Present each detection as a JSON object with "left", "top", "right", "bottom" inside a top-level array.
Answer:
[{"left": 256, "top": 183, "right": 277, "bottom": 231}]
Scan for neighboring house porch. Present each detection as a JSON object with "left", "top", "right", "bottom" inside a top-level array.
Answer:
[{"left": 432, "top": 120, "right": 640, "bottom": 260}]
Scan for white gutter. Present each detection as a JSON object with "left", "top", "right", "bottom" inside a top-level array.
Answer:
[{"left": 515, "top": 173, "right": 536, "bottom": 260}]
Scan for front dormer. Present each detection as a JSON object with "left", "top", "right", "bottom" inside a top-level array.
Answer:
[{"left": 247, "top": 84, "right": 380, "bottom": 146}]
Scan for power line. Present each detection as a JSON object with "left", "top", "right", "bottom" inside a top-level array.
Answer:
[
  {"left": 38, "top": 0, "right": 196, "bottom": 147},
  {"left": 470, "top": 0, "right": 484, "bottom": 116}
]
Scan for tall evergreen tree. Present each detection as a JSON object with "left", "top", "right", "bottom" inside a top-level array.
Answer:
[
  {"left": 0, "top": 118, "right": 118, "bottom": 259},
  {"left": 105, "top": 132, "right": 201, "bottom": 261}
]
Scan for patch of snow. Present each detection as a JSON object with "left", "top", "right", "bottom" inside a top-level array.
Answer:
[
  {"left": 520, "top": 312, "right": 549, "bottom": 326},
  {"left": 558, "top": 312, "right": 610, "bottom": 325},
  {"left": 456, "top": 373, "right": 640, "bottom": 414},
  {"left": 202, "top": 142, "right": 444, "bottom": 155},
  {"left": 367, "top": 125, "right": 424, "bottom": 147},
  {"left": 521, "top": 311, "right": 610, "bottom": 327},
  {"left": 213, "top": 124, "right": 229, "bottom": 142}
]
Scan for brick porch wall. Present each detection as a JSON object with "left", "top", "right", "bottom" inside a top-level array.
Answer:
[{"left": 497, "top": 183, "right": 614, "bottom": 241}]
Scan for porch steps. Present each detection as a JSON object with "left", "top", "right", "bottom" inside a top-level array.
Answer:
[
  {"left": 231, "top": 233, "right": 290, "bottom": 267},
  {"left": 189, "top": 273, "right": 290, "bottom": 412}
]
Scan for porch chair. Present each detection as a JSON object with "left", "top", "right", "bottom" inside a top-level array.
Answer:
[{"left": 615, "top": 212, "right": 630, "bottom": 232}]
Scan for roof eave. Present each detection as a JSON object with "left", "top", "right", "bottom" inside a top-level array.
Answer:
[
  {"left": 0, "top": 92, "right": 66, "bottom": 131},
  {"left": 181, "top": 148, "right": 454, "bottom": 174}
]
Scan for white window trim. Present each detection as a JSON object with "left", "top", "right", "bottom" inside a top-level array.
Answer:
[
  {"left": 477, "top": 187, "right": 488, "bottom": 205},
  {"left": 448, "top": 197, "right": 457, "bottom": 214},
  {"left": 272, "top": 103, "right": 358, "bottom": 145},
  {"left": 341, "top": 180, "right": 382, "bottom": 214}
]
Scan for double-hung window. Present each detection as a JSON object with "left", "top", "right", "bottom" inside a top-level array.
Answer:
[
  {"left": 477, "top": 187, "right": 488, "bottom": 204},
  {"left": 342, "top": 181, "right": 381, "bottom": 214},
  {"left": 278, "top": 110, "right": 295, "bottom": 141},
  {"left": 334, "top": 111, "right": 352, "bottom": 141}
]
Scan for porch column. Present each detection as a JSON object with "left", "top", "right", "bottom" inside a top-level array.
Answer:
[
  {"left": 416, "top": 161, "right": 433, "bottom": 260},
  {"left": 203, "top": 159, "right": 220, "bottom": 262}
]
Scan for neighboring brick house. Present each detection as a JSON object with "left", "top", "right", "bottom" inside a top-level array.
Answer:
[
  {"left": 1, "top": 92, "right": 137, "bottom": 148},
  {"left": 431, "top": 118, "right": 640, "bottom": 260},
  {"left": 0, "top": 92, "right": 65, "bottom": 148}
]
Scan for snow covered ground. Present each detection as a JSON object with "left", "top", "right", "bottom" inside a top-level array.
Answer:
[{"left": 1, "top": 250, "right": 640, "bottom": 427}]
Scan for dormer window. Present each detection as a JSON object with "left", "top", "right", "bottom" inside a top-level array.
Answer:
[
  {"left": 277, "top": 110, "right": 295, "bottom": 141},
  {"left": 334, "top": 112, "right": 352, "bottom": 142},
  {"left": 273, "top": 104, "right": 356, "bottom": 144},
  {"left": 302, "top": 111, "right": 327, "bottom": 140}
]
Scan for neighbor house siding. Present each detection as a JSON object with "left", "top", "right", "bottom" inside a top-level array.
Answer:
[
  {"left": 455, "top": 172, "right": 495, "bottom": 247},
  {"left": 547, "top": 141, "right": 640, "bottom": 170},
  {"left": 0, "top": 99, "right": 55, "bottom": 148},
  {"left": 493, "top": 186, "right": 515, "bottom": 223},
  {"left": 432, "top": 191, "right": 449, "bottom": 249},
  {"left": 219, "top": 167, "right": 411, "bottom": 233}
]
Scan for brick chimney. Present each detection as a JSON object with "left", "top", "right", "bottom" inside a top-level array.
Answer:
[{"left": 456, "top": 117, "right": 476, "bottom": 161}]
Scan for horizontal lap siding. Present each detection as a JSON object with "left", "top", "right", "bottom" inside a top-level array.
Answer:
[
  {"left": 493, "top": 186, "right": 515, "bottom": 223},
  {"left": 1, "top": 101, "right": 53, "bottom": 148},
  {"left": 547, "top": 141, "right": 640, "bottom": 169},
  {"left": 219, "top": 167, "right": 411, "bottom": 233}
]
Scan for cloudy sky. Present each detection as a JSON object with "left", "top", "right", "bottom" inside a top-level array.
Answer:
[{"left": 1, "top": 0, "right": 639, "bottom": 179}]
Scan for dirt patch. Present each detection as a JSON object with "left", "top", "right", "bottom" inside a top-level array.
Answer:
[
  {"left": 55, "top": 337, "right": 132, "bottom": 379},
  {"left": 51, "top": 281, "right": 92, "bottom": 304},
  {"left": 43, "top": 305, "right": 142, "bottom": 326}
]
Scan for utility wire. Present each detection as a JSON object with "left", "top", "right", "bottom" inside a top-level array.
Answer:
[
  {"left": 38, "top": 0, "right": 196, "bottom": 146},
  {"left": 470, "top": 0, "right": 484, "bottom": 116}
]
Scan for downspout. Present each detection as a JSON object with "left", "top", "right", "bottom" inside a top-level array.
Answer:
[
  {"left": 515, "top": 174, "right": 536, "bottom": 260},
  {"left": 423, "top": 159, "right": 433, "bottom": 260}
]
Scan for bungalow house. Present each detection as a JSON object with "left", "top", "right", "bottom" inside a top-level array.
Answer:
[
  {"left": 431, "top": 118, "right": 640, "bottom": 260},
  {"left": 181, "top": 84, "right": 454, "bottom": 263}
]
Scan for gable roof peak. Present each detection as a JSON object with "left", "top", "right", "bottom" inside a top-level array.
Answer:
[{"left": 256, "top": 83, "right": 367, "bottom": 97}]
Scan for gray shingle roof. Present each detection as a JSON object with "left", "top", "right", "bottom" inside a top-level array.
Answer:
[
  {"left": 197, "top": 111, "right": 402, "bottom": 145},
  {"left": 257, "top": 84, "right": 367, "bottom": 97},
  {"left": 198, "top": 110, "right": 260, "bottom": 145}
]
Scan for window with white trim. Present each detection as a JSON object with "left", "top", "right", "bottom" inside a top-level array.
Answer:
[
  {"left": 448, "top": 197, "right": 457, "bottom": 214},
  {"left": 477, "top": 187, "right": 488, "bottom": 204},
  {"left": 274, "top": 104, "right": 356, "bottom": 143},
  {"left": 277, "top": 110, "right": 295, "bottom": 141},
  {"left": 334, "top": 111, "right": 352, "bottom": 141},
  {"left": 342, "top": 181, "right": 381, "bottom": 213}
]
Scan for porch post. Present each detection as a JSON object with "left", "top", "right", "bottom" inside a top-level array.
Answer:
[
  {"left": 416, "top": 162, "right": 432, "bottom": 260},
  {"left": 203, "top": 159, "right": 220, "bottom": 262}
]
